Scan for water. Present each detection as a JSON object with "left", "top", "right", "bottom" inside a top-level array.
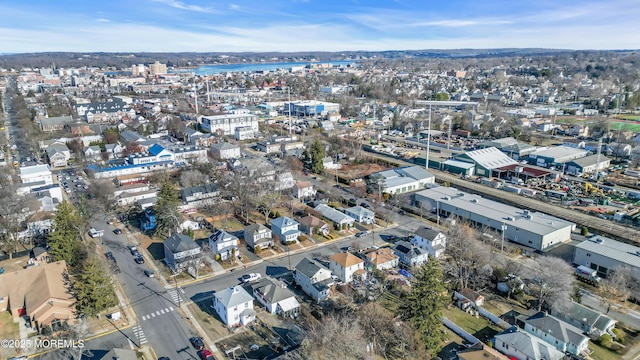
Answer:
[{"left": 184, "top": 60, "right": 357, "bottom": 75}]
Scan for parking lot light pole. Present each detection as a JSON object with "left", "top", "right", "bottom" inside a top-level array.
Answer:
[{"left": 501, "top": 223, "right": 507, "bottom": 253}]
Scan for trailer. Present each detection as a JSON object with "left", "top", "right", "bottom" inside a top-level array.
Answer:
[{"left": 575, "top": 265, "right": 601, "bottom": 284}]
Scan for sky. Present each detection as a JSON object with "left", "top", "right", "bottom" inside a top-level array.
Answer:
[{"left": 1, "top": 0, "right": 640, "bottom": 53}]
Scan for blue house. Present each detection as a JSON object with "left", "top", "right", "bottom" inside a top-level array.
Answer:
[
  {"left": 141, "top": 207, "right": 156, "bottom": 231},
  {"left": 270, "top": 216, "right": 300, "bottom": 244}
]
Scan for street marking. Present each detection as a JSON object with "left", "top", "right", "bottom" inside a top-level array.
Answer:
[
  {"left": 151, "top": 312, "right": 156, "bottom": 317},
  {"left": 164, "top": 307, "right": 170, "bottom": 312},
  {"left": 169, "top": 307, "right": 175, "bottom": 311},
  {"left": 160, "top": 309, "right": 165, "bottom": 314},
  {"left": 141, "top": 315, "right": 148, "bottom": 321},
  {"left": 155, "top": 311, "right": 161, "bottom": 316},
  {"left": 132, "top": 325, "right": 148, "bottom": 345}
]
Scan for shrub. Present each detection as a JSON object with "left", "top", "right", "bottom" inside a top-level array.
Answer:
[
  {"left": 581, "top": 226, "right": 589, "bottom": 236},
  {"left": 254, "top": 246, "right": 262, "bottom": 255},
  {"left": 612, "top": 328, "right": 625, "bottom": 344},
  {"left": 599, "top": 334, "right": 612, "bottom": 347}
]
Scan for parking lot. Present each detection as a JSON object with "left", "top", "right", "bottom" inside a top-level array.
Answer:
[{"left": 54, "top": 168, "right": 90, "bottom": 203}]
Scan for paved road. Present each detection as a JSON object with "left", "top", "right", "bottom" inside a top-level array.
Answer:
[
  {"left": 580, "top": 289, "right": 640, "bottom": 330},
  {"left": 99, "top": 222, "right": 200, "bottom": 360}
]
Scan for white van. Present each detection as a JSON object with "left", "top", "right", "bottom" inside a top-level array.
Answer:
[{"left": 89, "top": 228, "right": 104, "bottom": 238}]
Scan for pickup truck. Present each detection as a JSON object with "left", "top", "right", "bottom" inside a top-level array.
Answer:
[{"left": 89, "top": 228, "right": 104, "bottom": 238}]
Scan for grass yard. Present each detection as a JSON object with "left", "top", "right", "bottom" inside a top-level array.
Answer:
[
  {"left": 187, "top": 302, "right": 233, "bottom": 340},
  {"left": 0, "top": 311, "right": 20, "bottom": 340},
  {"left": 611, "top": 121, "right": 640, "bottom": 132},
  {"left": 443, "top": 307, "right": 502, "bottom": 343},
  {"left": 589, "top": 341, "right": 622, "bottom": 360},
  {"left": 619, "top": 115, "right": 640, "bottom": 121}
]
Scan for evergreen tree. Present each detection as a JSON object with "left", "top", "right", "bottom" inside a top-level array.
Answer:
[
  {"left": 155, "top": 178, "right": 182, "bottom": 236},
  {"left": 397, "top": 260, "right": 448, "bottom": 354},
  {"left": 73, "top": 256, "right": 118, "bottom": 317},
  {"left": 48, "top": 201, "right": 82, "bottom": 266},
  {"left": 301, "top": 137, "right": 325, "bottom": 174}
]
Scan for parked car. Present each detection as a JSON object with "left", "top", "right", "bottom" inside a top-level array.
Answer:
[
  {"left": 190, "top": 337, "right": 205, "bottom": 350},
  {"left": 106, "top": 220, "right": 114, "bottom": 225},
  {"left": 359, "top": 202, "right": 371, "bottom": 209},
  {"left": 355, "top": 231, "right": 368, "bottom": 238},
  {"left": 105, "top": 252, "right": 115, "bottom": 261},
  {"left": 134, "top": 256, "right": 145, "bottom": 264},
  {"left": 240, "top": 273, "right": 262, "bottom": 283},
  {"left": 113, "top": 228, "right": 123, "bottom": 235},
  {"left": 144, "top": 270, "right": 155, "bottom": 278},
  {"left": 130, "top": 246, "right": 139, "bottom": 256},
  {"left": 198, "top": 349, "right": 214, "bottom": 360}
]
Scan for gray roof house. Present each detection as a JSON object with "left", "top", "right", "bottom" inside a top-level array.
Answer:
[
  {"left": 212, "top": 286, "right": 255, "bottom": 327},
  {"left": 393, "top": 240, "right": 429, "bottom": 267},
  {"left": 163, "top": 233, "right": 202, "bottom": 272},
  {"left": 293, "top": 257, "right": 333, "bottom": 302},
  {"left": 251, "top": 278, "right": 300, "bottom": 316},
  {"left": 208, "top": 230, "right": 239, "bottom": 261},
  {"left": 520, "top": 312, "right": 589, "bottom": 357},
  {"left": 344, "top": 206, "right": 375, "bottom": 224},
  {"left": 314, "top": 204, "right": 355, "bottom": 229},
  {"left": 550, "top": 301, "right": 616, "bottom": 336},
  {"left": 411, "top": 226, "right": 447, "bottom": 259},
  {"left": 493, "top": 328, "right": 565, "bottom": 360},
  {"left": 244, "top": 223, "right": 274, "bottom": 251},
  {"left": 180, "top": 183, "right": 219, "bottom": 207}
]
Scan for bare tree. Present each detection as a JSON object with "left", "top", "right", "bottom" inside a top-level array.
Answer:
[
  {"left": 444, "top": 223, "right": 492, "bottom": 290},
  {"left": 597, "top": 266, "right": 637, "bottom": 314},
  {"left": 0, "top": 172, "right": 39, "bottom": 258},
  {"left": 301, "top": 311, "right": 370, "bottom": 360},
  {"left": 179, "top": 169, "right": 209, "bottom": 187},
  {"left": 85, "top": 179, "right": 117, "bottom": 216},
  {"left": 531, "top": 256, "right": 575, "bottom": 311}
]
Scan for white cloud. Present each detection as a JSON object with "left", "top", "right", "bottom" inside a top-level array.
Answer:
[
  {"left": 96, "top": 18, "right": 110, "bottom": 22},
  {"left": 151, "top": 0, "right": 217, "bottom": 14}
]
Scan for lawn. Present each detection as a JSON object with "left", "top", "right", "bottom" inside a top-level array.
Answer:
[
  {"left": 611, "top": 121, "right": 640, "bottom": 132},
  {"left": 443, "top": 307, "right": 502, "bottom": 343},
  {"left": 619, "top": 115, "right": 640, "bottom": 121},
  {"left": 0, "top": 311, "right": 20, "bottom": 340},
  {"left": 589, "top": 341, "right": 622, "bottom": 360}
]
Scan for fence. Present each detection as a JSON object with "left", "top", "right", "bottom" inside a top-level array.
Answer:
[
  {"left": 442, "top": 317, "right": 480, "bottom": 345},
  {"left": 454, "top": 291, "right": 511, "bottom": 330}
]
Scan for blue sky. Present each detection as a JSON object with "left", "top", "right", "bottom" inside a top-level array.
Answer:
[{"left": 1, "top": 0, "right": 640, "bottom": 53}]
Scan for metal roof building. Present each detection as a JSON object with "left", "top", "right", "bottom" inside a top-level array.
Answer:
[
  {"left": 413, "top": 186, "right": 575, "bottom": 251},
  {"left": 528, "top": 146, "right": 588, "bottom": 168},
  {"left": 573, "top": 235, "right": 640, "bottom": 278},
  {"left": 452, "top": 147, "right": 518, "bottom": 177}
]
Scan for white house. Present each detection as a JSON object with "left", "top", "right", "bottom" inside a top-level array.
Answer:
[
  {"left": 314, "top": 204, "right": 355, "bottom": 230},
  {"left": 294, "top": 258, "right": 333, "bottom": 302},
  {"left": 201, "top": 113, "right": 259, "bottom": 135},
  {"left": 251, "top": 278, "right": 300, "bottom": 317},
  {"left": 494, "top": 329, "right": 565, "bottom": 360},
  {"left": 393, "top": 241, "right": 429, "bottom": 267},
  {"left": 293, "top": 181, "right": 316, "bottom": 199},
  {"left": 243, "top": 224, "right": 274, "bottom": 251},
  {"left": 45, "top": 143, "right": 70, "bottom": 167},
  {"left": 329, "top": 252, "right": 367, "bottom": 284},
  {"left": 270, "top": 216, "right": 300, "bottom": 244},
  {"left": 19, "top": 164, "right": 53, "bottom": 185},
  {"left": 411, "top": 226, "right": 447, "bottom": 259},
  {"left": 163, "top": 233, "right": 202, "bottom": 273},
  {"left": 212, "top": 286, "right": 255, "bottom": 327},
  {"left": 208, "top": 230, "right": 240, "bottom": 261},
  {"left": 211, "top": 142, "right": 241, "bottom": 160},
  {"left": 522, "top": 312, "right": 590, "bottom": 357},
  {"left": 344, "top": 206, "right": 375, "bottom": 224},
  {"left": 83, "top": 145, "right": 102, "bottom": 160}
]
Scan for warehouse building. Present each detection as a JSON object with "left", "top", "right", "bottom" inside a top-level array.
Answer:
[
  {"left": 565, "top": 155, "right": 611, "bottom": 175},
  {"left": 477, "top": 137, "right": 538, "bottom": 160},
  {"left": 370, "top": 165, "right": 435, "bottom": 195},
  {"left": 445, "top": 147, "right": 518, "bottom": 178},
  {"left": 573, "top": 235, "right": 640, "bottom": 278},
  {"left": 413, "top": 186, "right": 575, "bottom": 251},
  {"left": 527, "top": 146, "right": 588, "bottom": 168}
]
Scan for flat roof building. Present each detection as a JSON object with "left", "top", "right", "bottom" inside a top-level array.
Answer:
[
  {"left": 573, "top": 235, "right": 640, "bottom": 278},
  {"left": 414, "top": 186, "right": 575, "bottom": 251},
  {"left": 528, "top": 146, "right": 589, "bottom": 168}
]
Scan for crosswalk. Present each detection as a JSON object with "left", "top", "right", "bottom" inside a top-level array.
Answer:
[
  {"left": 140, "top": 306, "right": 175, "bottom": 321},
  {"left": 132, "top": 325, "right": 148, "bottom": 344},
  {"left": 167, "top": 289, "right": 183, "bottom": 305}
]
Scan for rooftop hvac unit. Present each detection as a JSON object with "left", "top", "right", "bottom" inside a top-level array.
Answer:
[
  {"left": 506, "top": 217, "right": 515, "bottom": 221},
  {"left": 470, "top": 199, "right": 479, "bottom": 203},
  {"left": 442, "top": 196, "right": 451, "bottom": 200}
]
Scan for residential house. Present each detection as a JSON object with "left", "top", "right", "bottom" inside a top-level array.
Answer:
[
  {"left": 606, "top": 142, "right": 632, "bottom": 158},
  {"left": 271, "top": 216, "right": 301, "bottom": 244},
  {"left": 329, "top": 252, "right": 367, "bottom": 284},
  {"left": 45, "top": 143, "right": 70, "bottom": 167},
  {"left": 550, "top": 301, "right": 616, "bottom": 336},
  {"left": 521, "top": 312, "right": 590, "bottom": 357},
  {"left": 455, "top": 288, "right": 485, "bottom": 309},
  {"left": 180, "top": 184, "right": 219, "bottom": 208},
  {"left": 298, "top": 215, "right": 330, "bottom": 236},
  {"left": 322, "top": 156, "right": 341, "bottom": 170},
  {"left": 393, "top": 241, "right": 429, "bottom": 267},
  {"left": 19, "top": 164, "right": 53, "bottom": 185},
  {"left": 411, "top": 226, "right": 447, "bottom": 259},
  {"left": 104, "top": 143, "right": 123, "bottom": 159},
  {"left": 344, "top": 206, "right": 375, "bottom": 224},
  {"left": 365, "top": 247, "right": 399, "bottom": 270},
  {"left": 314, "top": 204, "right": 355, "bottom": 230},
  {"left": 243, "top": 224, "right": 274, "bottom": 251},
  {"left": 493, "top": 329, "right": 565, "bottom": 360},
  {"left": 251, "top": 278, "right": 300, "bottom": 317},
  {"left": 83, "top": 145, "right": 102, "bottom": 160},
  {"left": 211, "top": 142, "right": 241, "bottom": 160},
  {"left": 293, "top": 181, "right": 316, "bottom": 199},
  {"left": 0, "top": 261, "right": 76, "bottom": 332},
  {"left": 163, "top": 233, "right": 202, "bottom": 273},
  {"left": 37, "top": 115, "right": 74, "bottom": 132},
  {"left": 29, "top": 246, "right": 51, "bottom": 265},
  {"left": 208, "top": 230, "right": 240, "bottom": 261},
  {"left": 212, "top": 286, "right": 256, "bottom": 327},
  {"left": 293, "top": 258, "right": 333, "bottom": 302}
]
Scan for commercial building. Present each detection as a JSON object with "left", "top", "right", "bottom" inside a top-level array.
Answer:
[
  {"left": 372, "top": 165, "right": 436, "bottom": 195},
  {"left": 285, "top": 100, "right": 340, "bottom": 117},
  {"left": 527, "top": 146, "right": 589, "bottom": 168},
  {"left": 201, "top": 113, "right": 258, "bottom": 136},
  {"left": 565, "top": 155, "right": 611, "bottom": 175},
  {"left": 448, "top": 147, "right": 518, "bottom": 177},
  {"left": 573, "top": 235, "right": 640, "bottom": 278},
  {"left": 413, "top": 186, "right": 575, "bottom": 251},
  {"left": 477, "top": 137, "right": 537, "bottom": 160}
]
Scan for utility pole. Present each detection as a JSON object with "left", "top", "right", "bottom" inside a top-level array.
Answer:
[{"left": 425, "top": 104, "right": 432, "bottom": 170}]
